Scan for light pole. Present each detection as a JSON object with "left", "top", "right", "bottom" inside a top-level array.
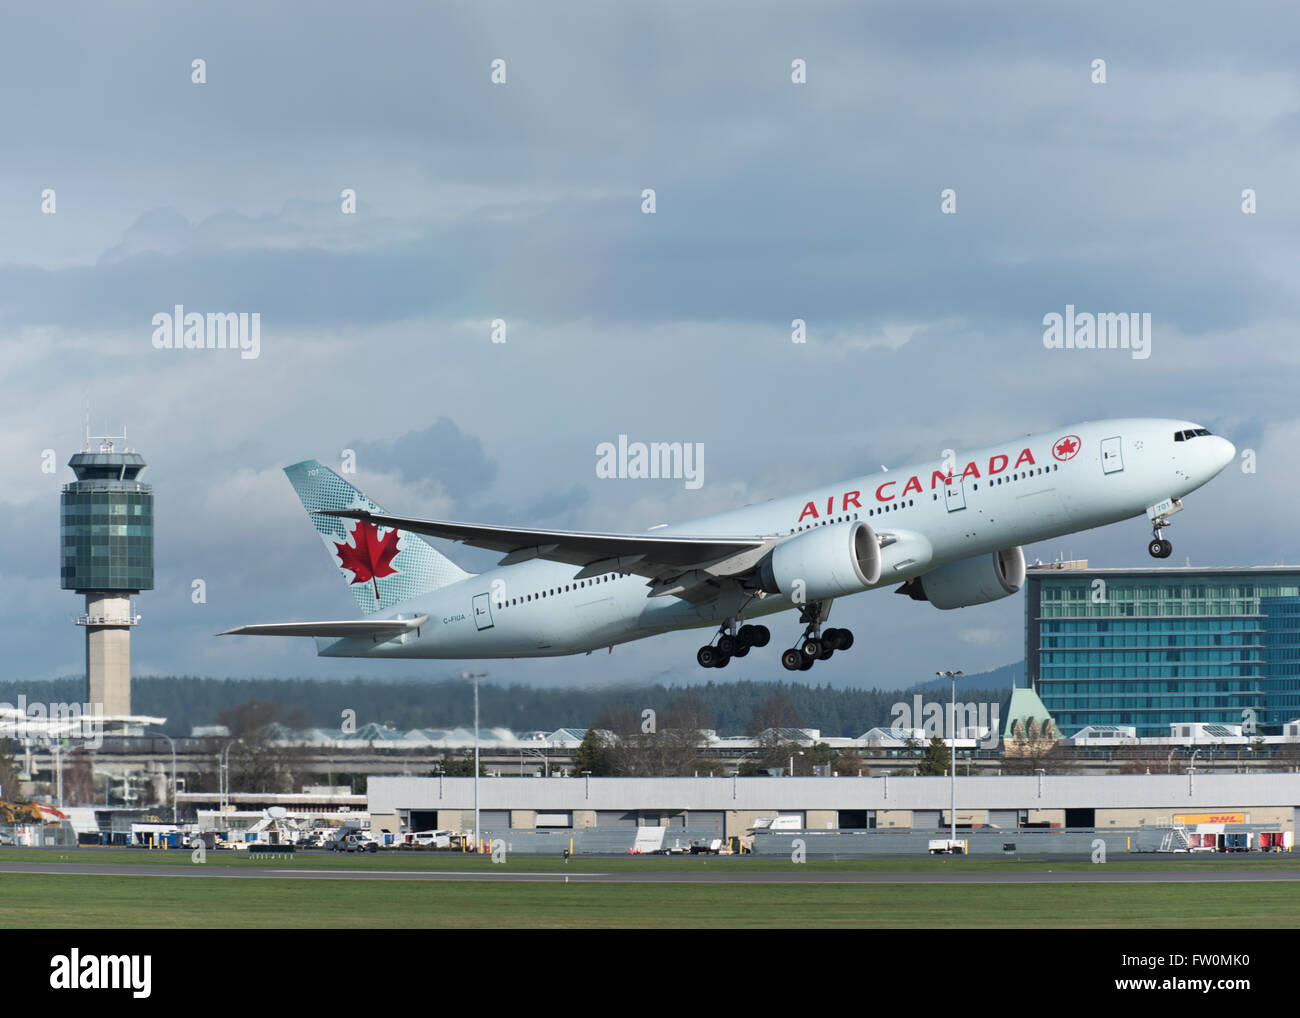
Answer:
[
  {"left": 159, "top": 733, "right": 177, "bottom": 825},
  {"left": 937, "top": 670, "right": 963, "bottom": 848},
  {"left": 54, "top": 740, "right": 63, "bottom": 809},
  {"left": 220, "top": 740, "right": 237, "bottom": 811},
  {"left": 462, "top": 671, "right": 488, "bottom": 850}
]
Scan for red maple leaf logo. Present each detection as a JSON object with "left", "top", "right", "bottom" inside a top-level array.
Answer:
[
  {"left": 333, "top": 519, "right": 401, "bottom": 602},
  {"left": 1053, "top": 435, "right": 1081, "bottom": 461}
]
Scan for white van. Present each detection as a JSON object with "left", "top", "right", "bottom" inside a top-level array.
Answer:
[{"left": 400, "top": 830, "right": 452, "bottom": 850}]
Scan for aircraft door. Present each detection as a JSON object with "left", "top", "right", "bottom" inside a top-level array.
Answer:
[
  {"left": 1100, "top": 436, "right": 1124, "bottom": 474},
  {"left": 944, "top": 476, "right": 966, "bottom": 512},
  {"left": 472, "top": 592, "right": 495, "bottom": 631}
]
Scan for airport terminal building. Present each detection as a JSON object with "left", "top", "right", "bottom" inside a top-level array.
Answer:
[
  {"left": 1026, "top": 563, "right": 1300, "bottom": 736},
  {"left": 367, "top": 773, "right": 1300, "bottom": 848}
]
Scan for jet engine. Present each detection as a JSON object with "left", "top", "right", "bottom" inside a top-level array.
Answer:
[
  {"left": 758, "top": 521, "right": 882, "bottom": 602},
  {"left": 896, "top": 546, "right": 1025, "bottom": 610}
]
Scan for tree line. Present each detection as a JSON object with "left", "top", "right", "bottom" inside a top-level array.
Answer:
[{"left": 0, "top": 674, "right": 1010, "bottom": 739}]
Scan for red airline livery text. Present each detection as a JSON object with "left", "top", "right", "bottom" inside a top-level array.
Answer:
[{"left": 795, "top": 447, "right": 1038, "bottom": 522}]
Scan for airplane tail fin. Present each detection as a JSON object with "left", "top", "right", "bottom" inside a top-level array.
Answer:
[{"left": 284, "top": 460, "right": 471, "bottom": 615}]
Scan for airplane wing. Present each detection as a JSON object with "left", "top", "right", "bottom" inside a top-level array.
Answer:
[
  {"left": 220, "top": 615, "right": 429, "bottom": 639},
  {"left": 315, "top": 508, "right": 775, "bottom": 600}
]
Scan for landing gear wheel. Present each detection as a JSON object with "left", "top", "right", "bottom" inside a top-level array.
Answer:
[
  {"left": 717, "top": 634, "right": 737, "bottom": 656},
  {"left": 713, "top": 654, "right": 730, "bottom": 668},
  {"left": 798, "top": 656, "right": 815, "bottom": 671},
  {"left": 751, "top": 625, "right": 771, "bottom": 647},
  {"left": 737, "top": 625, "right": 756, "bottom": 647},
  {"left": 801, "top": 639, "right": 822, "bottom": 659},
  {"left": 733, "top": 644, "right": 750, "bottom": 657},
  {"left": 781, "top": 648, "right": 804, "bottom": 671},
  {"left": 818, "top": 646, "right": 834, "bottom": 661},
  {"left": 837, "top": 628, "right": 854, "bottom": 650},
  {"left": 1148, "top": 539, "right": 1164, "bottom": 559},
  {"left": 697, "top": 646, "right": 721, "bottom": 668},
  {"left": 1159, "top": 539, "right": 1172, "bottom": 558}
]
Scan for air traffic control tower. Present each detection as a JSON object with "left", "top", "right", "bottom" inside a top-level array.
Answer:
[{"left": 60, "top": 432, "right": 154, "bottom": 715}]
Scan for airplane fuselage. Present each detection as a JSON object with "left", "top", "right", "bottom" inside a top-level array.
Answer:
[{"left": 312, "top": 418, "right": 1234, "bottom": 659}]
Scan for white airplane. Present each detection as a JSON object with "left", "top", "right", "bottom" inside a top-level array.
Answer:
[{"left": 223, "top": 418, "right": 1234, "bottom": 671}]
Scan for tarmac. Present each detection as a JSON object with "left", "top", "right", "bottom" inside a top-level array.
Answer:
[{"left": 3, "top": 859, "right": 1300, "bottom": 884}]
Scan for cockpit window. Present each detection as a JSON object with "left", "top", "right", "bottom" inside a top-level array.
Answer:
[{"left": 1174, "top": 428, "right": 1213, "bottom": 442}]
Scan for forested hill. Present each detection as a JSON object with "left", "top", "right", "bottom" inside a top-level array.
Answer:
[{"left": 0, "top": 671, "right": 1017, "bottom": 739}]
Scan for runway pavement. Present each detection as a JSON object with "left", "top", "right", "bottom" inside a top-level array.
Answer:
[{"left": 3, "top": 860, "right": 1300, "bottom": 884}]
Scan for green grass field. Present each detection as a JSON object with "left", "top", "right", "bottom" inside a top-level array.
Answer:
[
  {"left": 1, "top": 872, "right": 1297, "bottom": 928},
  {"left": 2, "top": 845, "right": 1298, "bottom": 872},
  {"left": 2, "top": 848, "right": 1297, "bottom": 927}
]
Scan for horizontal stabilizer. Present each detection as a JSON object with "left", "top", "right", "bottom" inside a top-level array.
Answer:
[{"left": 220, "top": 615, "right": 428, "bottom": 638}]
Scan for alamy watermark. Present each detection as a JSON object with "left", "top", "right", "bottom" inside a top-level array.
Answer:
[
  {"left": 890, "top": 694, "right": 1000, "bottom": 750},
  {"left": 1042, "top": 304, "right": 1151, "bottom": 360},
  {"left": 151, "top": 305, "right": 261, "bottom": 360},
  {"left": 595, "top": 435, "right": 704, "bottom": 490},
  {"left": 0, "top": 696, "right": 106, "bottom": 749}
]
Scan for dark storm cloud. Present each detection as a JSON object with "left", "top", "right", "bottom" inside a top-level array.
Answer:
[{"left": 350, "top": 419, "right": 498, "bottom": 499}]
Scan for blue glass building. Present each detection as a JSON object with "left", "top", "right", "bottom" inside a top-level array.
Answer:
[
  {"left": 1025, "top": 564, "right": 1300, "bottom": 737},
  {"left": 60, "top": 449, "right": 154, "bottom": 593}
]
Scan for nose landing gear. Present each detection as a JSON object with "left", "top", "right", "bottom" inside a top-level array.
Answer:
[{"left": 1145, "top": 497, "right": 1182, "bottom": 559}]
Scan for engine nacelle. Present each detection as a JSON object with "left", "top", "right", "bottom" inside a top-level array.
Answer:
[
  {"left": 898, "top": 546, "right": 1025, "bottom": 610},
  {"left": 759, "top": 521, "right": 882, "bottom": 602}
]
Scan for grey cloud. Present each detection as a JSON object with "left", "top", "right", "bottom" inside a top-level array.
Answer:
[{"left": 351, "top": 419, "right": 497, "bottom": 500}]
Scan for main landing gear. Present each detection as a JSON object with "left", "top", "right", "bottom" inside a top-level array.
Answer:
[
  {"left": 697, "top": 622, "right": 771, "bottom": 669},
  {"left": 694, "top": 602, "right": 855, "bottom": 670},
  {"left": 780, "top": 602, "right": 853, "bottom": 672}
]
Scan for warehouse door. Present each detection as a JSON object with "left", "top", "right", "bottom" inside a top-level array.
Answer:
[
  {"left": 475, "top": 810, "right": 510, "bottom": 832},
  {"left": 684, "top": 811, "right": 725, "bottom": 836},
  {"left": 409, "top": 810, "right": 440, "bottom": 831}
]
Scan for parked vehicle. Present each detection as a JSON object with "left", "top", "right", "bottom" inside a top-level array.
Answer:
[
  {"left": 333, "top": 833, "right": 378, "bottom": 854},
  {"left": 749, "top": 815, "right": 803, "bottom": 832},
  {"left": 398, "top": 830, "right": 452, "bottom": 850},
  {"left": 1222, "top": 832, "right": 1252, "bottom": 853}
]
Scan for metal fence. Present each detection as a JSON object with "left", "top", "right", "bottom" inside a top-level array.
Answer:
[
  {"left": 750, "top": 824, "right": 1283, "bottom": 857},
  {"left": 479, "top": 825, "right": 729, "bottom": 855}
]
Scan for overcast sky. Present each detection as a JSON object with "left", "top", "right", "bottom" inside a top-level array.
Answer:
[{"left": 3, "top": 2, "right": 1298, "bottom": 694}]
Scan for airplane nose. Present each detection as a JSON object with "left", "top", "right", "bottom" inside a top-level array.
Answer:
[{"left": 1210, "top": 436, "right": 1235, "bottom": 474}]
